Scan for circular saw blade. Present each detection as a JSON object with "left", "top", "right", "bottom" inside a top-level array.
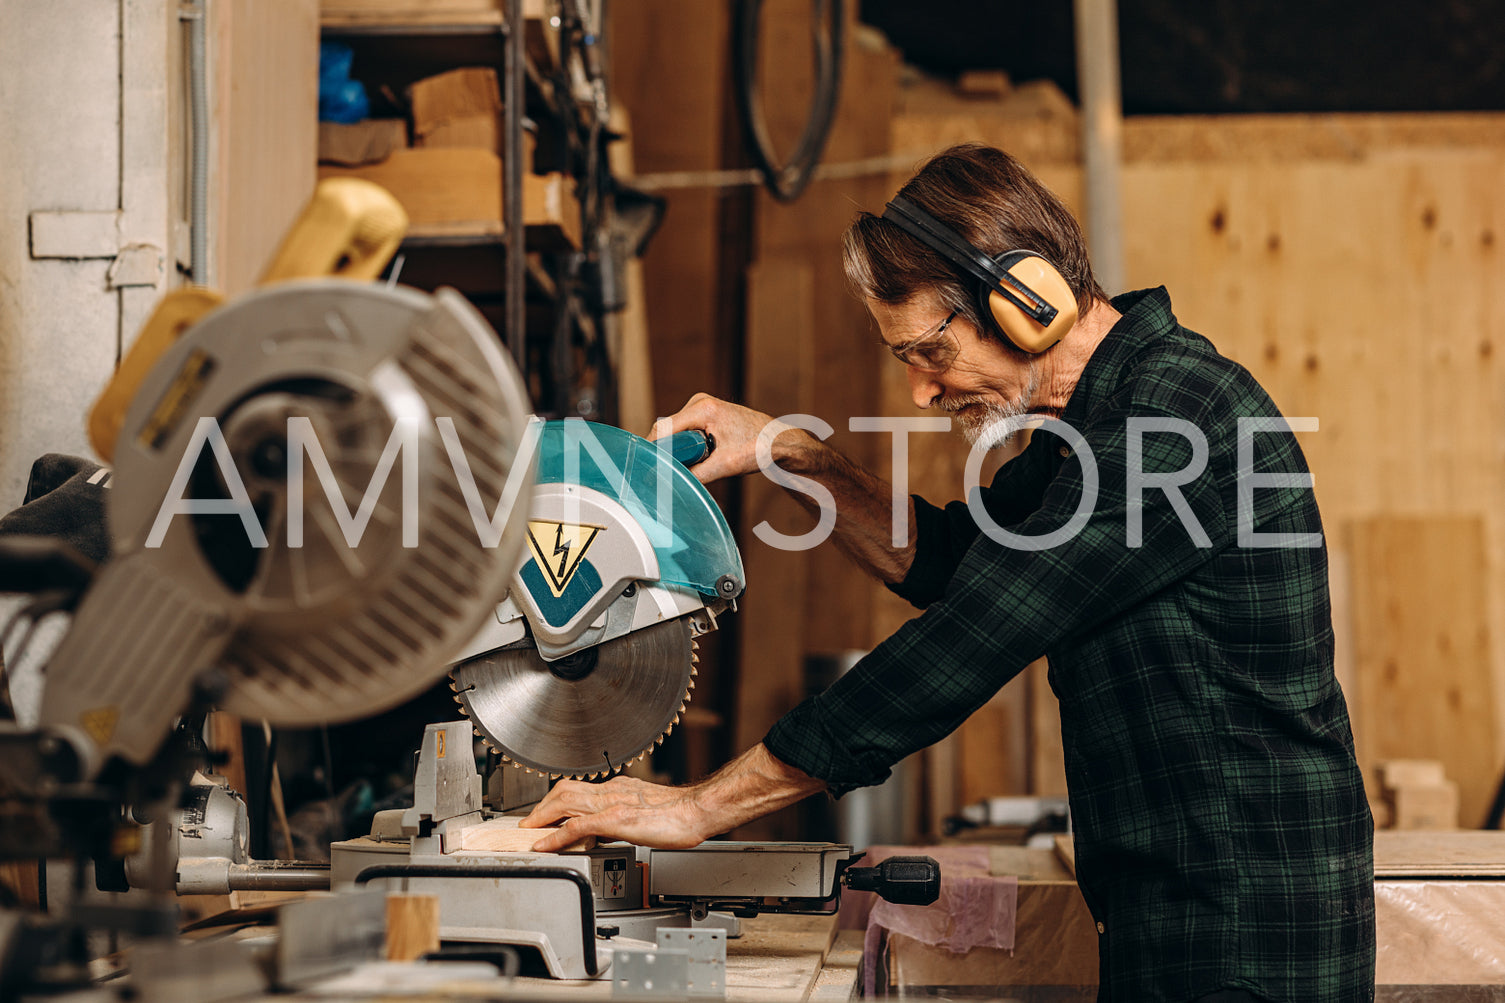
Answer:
[{"left": 451, "top": 617, "right": 696, "bottom": 778}]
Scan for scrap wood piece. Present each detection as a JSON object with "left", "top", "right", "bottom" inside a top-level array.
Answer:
[{"left": 452, "top": 815, "right": 596, "bottom": 853}]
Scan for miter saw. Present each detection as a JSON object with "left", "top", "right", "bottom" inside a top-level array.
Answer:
[
  {"left": 0, "top": 178, "right": 542, "bottom": 995},
  {"left": 327, "top": 424, "right": 939, "bottom": 982},
  {"left": 450, "top": 417, "right": 743, "bottom": 781}
]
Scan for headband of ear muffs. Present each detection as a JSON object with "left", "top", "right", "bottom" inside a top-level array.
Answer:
[{"left": 881, "top": 195, "right": 1079, "bottom": 354}]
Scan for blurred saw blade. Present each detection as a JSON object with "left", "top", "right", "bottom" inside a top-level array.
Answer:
[{"left": 452, "top": 616, "right": 696, "bottom": 778}]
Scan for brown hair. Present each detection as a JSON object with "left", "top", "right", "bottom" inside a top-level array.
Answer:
[{"left": 842, "top": 143, "right": 1106, "bottom": 340}]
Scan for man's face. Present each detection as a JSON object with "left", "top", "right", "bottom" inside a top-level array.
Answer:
[{"left": 870, "top": 293, "right": 1041, "bottom": 449}]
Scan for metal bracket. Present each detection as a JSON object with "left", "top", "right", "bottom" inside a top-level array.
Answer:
[
  {"left": 612, "top": 947, "right": 688, "bottom": 998},
  {"left": 612, "top": 927, "right": 726, "bottom": 998},
  {"left": 659, "top": 928, "right": 726, "bottom": 998}
]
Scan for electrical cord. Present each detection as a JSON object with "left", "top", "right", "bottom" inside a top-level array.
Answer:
[{"left": 734, "top": 0, "right": 845, "bottom": 203}]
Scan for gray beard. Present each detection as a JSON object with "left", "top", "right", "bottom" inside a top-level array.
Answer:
[{"left": 944, "top": 364, "right": 1041, "bottom": 451}]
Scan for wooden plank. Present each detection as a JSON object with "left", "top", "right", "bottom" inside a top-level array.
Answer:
[
  {"left": 1347, "top": 517, "right": 1498, "bottom": 827},
  {"left": 808, "top": 929, "right": 863, "bottom": 1002},
  {"left": 321, "top": 9, "right": 505, "bottom": 29},
  {"left": 451, "top": 815, "right": 596, "bottom": 852},
  {"left": 204, "top": 712, "right": 248, "bottom": 802},
  {"left": 753, "top": 35, "right": 900, "bottom": 659},
  {"left": 317, "top": 149, "right": 581, "bottom": 248},
  {"left": 959, "top": 685, "right": 1029, "bottom": 804},
  {"left": 724, "top": 913, "right": 838, "bottom": 1001},
  {"left": 0, "top": 861, "right": 39, "bottom": 910},
  {"left": 1053, "top": 834, "right": 1076, "bottom": 879},
  {"left": 605, "top": 105, "right": 656, "bottom": 436},
  {"left": 924, "top": 735, "right": 960, "bottom": 840},
  {"left": 385, "top": 893, "right": 440, "bottom": 961},
  {"left": 1375, "top": 880, "right": 1505, "bottom": 985},
  {"left": 1374, "top": 830, "right": 1505, "bottom": 877},
  {"left": 215, "top": 0, "right": 319, "bottom": 294},
  {"left": 1027, "top": 658, "right": 1068, "bottom": 797},
  {"left": 606, "top": 1, "right": 732, "bottom": 420},
  {"left": 735, "top": 258, "right": 816, "bottom": 840}
]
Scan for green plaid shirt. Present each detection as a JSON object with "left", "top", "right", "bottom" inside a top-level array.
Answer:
[{"left": 765, "top": 288, "right": 1375, "bottom": 1002}]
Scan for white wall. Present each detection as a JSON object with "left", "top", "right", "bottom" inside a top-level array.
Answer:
[{"left": 0, "top": 0, "right": 176, "bottom": 510}]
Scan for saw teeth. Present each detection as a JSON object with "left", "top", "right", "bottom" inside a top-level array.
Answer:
[{"left": 457, "top": 618, "right": 700, "bottom": 782}]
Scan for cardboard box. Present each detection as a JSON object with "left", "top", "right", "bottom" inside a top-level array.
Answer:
[
  {"left": 1390, "top": 782, "right": 1460, "bottom": 830},
  {"left": 316, "top": 147, "right": 580, "bottom": 248},
  {"left": 317, "top": 119, "right": 408, "bottom": 166},
  {"left": 883, "top": 847, "right": 1098, "bottom": 993},
  {"left": 1378, "top": 759, "right": 1448, "bottom": 790},
  {"left": 410, "top": 68, "right": 501, "bottom": 153},
  {"left": 318, "top": 148, "right": 502, "bottom": 232},
  {"left": 416, "top": 114, "right": 501, "bottom": 153}
]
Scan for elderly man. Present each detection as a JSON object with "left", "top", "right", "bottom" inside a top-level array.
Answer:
[{"left": 523, "top": 144, "right": 1375, "bottom": 1002}]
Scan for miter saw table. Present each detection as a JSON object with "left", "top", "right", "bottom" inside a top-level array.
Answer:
[{"left": 329, "top": 721, "right": 939, "bottom": 981}]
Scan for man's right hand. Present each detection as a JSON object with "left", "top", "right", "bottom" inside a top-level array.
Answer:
[
  {"left": 649, "top": 393, "right": 817, "bottom": 485},
  {"left": 651, "top": 392, "right": 918, "bottom": 583}
]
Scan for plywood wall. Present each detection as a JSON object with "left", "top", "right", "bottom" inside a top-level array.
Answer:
[{"left": 1122, "top": 115, "right": 1505, "bottom": 827}]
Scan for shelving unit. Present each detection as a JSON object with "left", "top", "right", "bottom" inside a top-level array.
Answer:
[{"left": 319, "top": 1, "right": 527, "bottom": 373}]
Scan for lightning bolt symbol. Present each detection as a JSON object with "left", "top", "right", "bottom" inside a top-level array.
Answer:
[{"left": 553, "top": 523, "right": 572, "bottom": 580}]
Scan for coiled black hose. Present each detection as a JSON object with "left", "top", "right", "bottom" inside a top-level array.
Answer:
[{"left": 734, "top": 0, "right": 846, "bottom": 202}]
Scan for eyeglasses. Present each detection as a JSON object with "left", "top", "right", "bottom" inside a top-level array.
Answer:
[{"left": 888, "top": 308, "right": 960, "bottom": 373}]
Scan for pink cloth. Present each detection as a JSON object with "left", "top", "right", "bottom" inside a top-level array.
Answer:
[{"left": 840, "top": 845, "right": 1018, "bottom": 995}]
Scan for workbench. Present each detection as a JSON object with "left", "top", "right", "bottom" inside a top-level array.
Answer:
[
  {"left": 491, "top": 914, "right": 862, "bottom": 1002},
  {"left": 108, "top": 912, "right": 861, "bottom": 1001}
]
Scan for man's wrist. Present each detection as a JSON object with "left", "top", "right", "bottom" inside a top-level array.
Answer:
[
  {"left": 693, "top": 744, "right": 826, "bottom": 830},
  {"left": 769, "top": 427, "right": 824, "bottom": 475}
]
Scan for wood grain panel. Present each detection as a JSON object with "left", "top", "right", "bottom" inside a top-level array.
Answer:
[
  {"left": 214, "top": 0, "right": 319, "bottom": 294},
  {"left": 1348, "top": 516, "right": 1497, "bottom": 827},
  {"left": 735, "top": 258, "right": 816, "bottom": 839}
]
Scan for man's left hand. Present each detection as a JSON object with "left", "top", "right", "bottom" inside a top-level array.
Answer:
[
  {"left": 517, "top": 743, "right": 827, "bottom": 852},
  {"left": 519, "top": 776, "right": 713, "bottom": 851}
]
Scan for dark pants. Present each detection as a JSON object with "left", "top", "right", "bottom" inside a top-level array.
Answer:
[{"left": 1193, "top": 992, "right": 1266, "bottom": 1003}]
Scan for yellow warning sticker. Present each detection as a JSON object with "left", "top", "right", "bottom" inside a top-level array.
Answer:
[
  {"left": 525, "top": 520, "right": 604, "bottom": 598},
  {"left": 80, "top": 706, "right": 120, "bottom": 746},
  {"left": 138, "top": 347, "right": 216, "bottom": 450},
  {"left": 436, "top": 730, "right": 446, "bottom": 759}
]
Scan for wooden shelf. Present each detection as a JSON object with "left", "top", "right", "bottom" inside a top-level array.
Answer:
[
  {"left": 320, "top": 8, "right": 507, "bottom": 33},
  {"left": 402, "top": 222, "right": 505, "bottom": 246}
]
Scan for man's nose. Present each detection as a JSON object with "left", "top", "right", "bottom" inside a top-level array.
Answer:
[{"left": 908, "top": 365, "right": 944, "bottom": 409}]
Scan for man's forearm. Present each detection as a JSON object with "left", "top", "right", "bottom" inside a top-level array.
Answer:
[
  {"left": 775, "top": 433, "right": 917, "bottom": 584},
  {"left": 693, "top": 743, "right": 827, "bottom": 833}
]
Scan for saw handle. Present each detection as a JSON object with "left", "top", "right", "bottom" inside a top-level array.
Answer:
[
  {"left": 663, "top": 429, "right": 715, "bottom": 467},
  {"left": 259, "top": 177, "right": 408, "bottom": 284},
  {"left": 842, "top": 854, "right": 941, "bottom": 906}
]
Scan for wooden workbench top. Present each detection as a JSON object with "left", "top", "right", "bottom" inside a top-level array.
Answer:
[{"left": 393, "top": 913, "right": 848, "bottom": 1001}]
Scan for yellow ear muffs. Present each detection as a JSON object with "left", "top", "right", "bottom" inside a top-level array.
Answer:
[
  {"left": 880, "top": 196, "right": 1080, "bottom": 356},
  {"left": 985, "top": 251, "right": 1079, "bottom": 354}
]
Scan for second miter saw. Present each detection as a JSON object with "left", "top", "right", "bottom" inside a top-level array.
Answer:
[{"left": 450, "top": 418, "right": 743, "bottom": 781}]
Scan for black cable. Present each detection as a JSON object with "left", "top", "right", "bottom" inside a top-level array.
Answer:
[{"left": 734, "top": 0, "right": 845, "bottom": 203}]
